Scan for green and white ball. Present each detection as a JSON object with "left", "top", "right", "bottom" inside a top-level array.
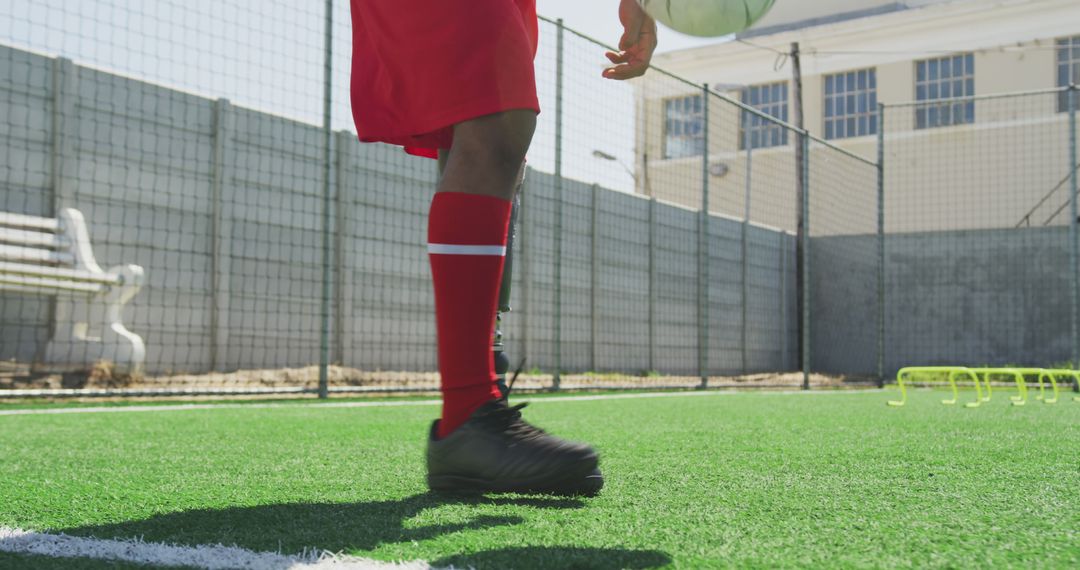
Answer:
[{"left": 638, "top": 0, "right": 777, "bottom": 37}]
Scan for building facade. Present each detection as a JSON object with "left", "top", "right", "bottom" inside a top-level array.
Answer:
[{"left": 637, "top": 0, "right": 1080, "bottom": 234}]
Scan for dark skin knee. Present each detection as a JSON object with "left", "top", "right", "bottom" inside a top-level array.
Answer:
[{"left": 437, "top": 110, "right": 536, "bottom": 201}]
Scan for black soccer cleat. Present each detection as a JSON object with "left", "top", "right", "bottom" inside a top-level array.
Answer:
[{"left": 426, "top": 398, "right": 604, "bottom": 497}]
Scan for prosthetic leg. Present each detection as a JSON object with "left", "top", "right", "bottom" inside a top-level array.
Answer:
[{"left": 493, "top": 171, "right": 524, "bottom": 395}]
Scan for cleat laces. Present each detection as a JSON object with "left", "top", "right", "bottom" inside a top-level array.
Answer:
[{"left": 477, "top": 358, "right": 547, "bottom": 440}]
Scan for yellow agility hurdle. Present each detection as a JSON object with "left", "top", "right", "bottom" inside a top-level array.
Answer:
[
  {"left": 1049, "top": 369, "right": 1080, "bottom": 403},
  {"left": 889, "top": 367, "right": 983, "bottom": 408},
  {"left": 972, "top": 368, "right": 1028, "bottom": 406},
  {"left": 1017, "top": 368, "right": 1060, "bottom": 404}
]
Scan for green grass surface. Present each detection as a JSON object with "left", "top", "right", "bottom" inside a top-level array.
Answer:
[{"left": 1, "top": 389, "right": 1077, "bottom": 569}]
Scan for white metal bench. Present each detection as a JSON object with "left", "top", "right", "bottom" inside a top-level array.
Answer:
[{"left": 0, "top": 208, "right": 145, "bottom": 376}]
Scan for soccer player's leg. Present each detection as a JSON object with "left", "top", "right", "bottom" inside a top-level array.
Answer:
[
  {"left": 426, "top": 112, "right": 602, "bottom": 496},
  {"left": 437, "top": 153, "right": 526, "bottom": 396}
]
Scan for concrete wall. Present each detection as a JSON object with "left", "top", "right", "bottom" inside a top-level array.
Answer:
[
  {"left": 812, "top": 226, "right": 1073, "bottom": 376},
  {"left": 0, "top": 45, "right": 797, "bottom": 377}
]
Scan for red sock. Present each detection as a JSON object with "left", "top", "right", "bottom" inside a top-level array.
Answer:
[{"left": 428, "top": 192, "right": 510, "bottom": 438}]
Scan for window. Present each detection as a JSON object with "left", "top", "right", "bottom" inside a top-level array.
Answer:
[
  {"left": 663, "top": 95, "right": 704, "bottom": 159},
  {"left": 1058, "top": 36, "right": 1080, "bottom": 112},
  {"left": 824, "top": 69, "right": 878, "bottom": 140},
  {"left": 915, "top": 53, "right": 975, "bottom": 129},
  {"left": 740, "top": 82, "right": 789, "bottom": 150}
]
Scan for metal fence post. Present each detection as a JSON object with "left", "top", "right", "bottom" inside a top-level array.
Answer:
[
  {"left": 51, "top": 58, "right": 77, "bottom": 212},
  {"left": 317, "top": 0, "right": 334, "bottom": 399},
  {"left": 699, "top": 84, "right": 710, "bottom": 388},
  {"left": 780, "top": 230, "right": 788, "bottom": 370},
  {"left": 334, "top": 131, "right": 353, "bottom": 367},
  {"left": 210, "top": 98, "right": 231, "bottom": 372},
  {"left": 1069, "top": 85, "right": 1078, "bottom": 373},
  {"left": 741, "top": 115, "right": 753, "bottom": 375},
  {"left": 552, "top": 18, "right": 564, "bottom": 389},
  {"left": 800, "top": 132, "right": 811, "bottom": 390},
  {"left": 590, "top": 183, "right": 599, "bottom": 373},
  {"left": 648, "top": 196, "right": 657, "bottom": 374},
  {"left": 877, "top": 103, "right": 886, "bottom": 387}
]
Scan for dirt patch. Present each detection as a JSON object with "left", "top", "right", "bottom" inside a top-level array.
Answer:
[{"left": 1, "top": 364, "right": 870, "bottom": 396}]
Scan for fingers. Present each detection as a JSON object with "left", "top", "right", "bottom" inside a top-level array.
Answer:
[
  {"left": 602, "top": 61, "right": 648, "bottom": 80},
  {"left": 605, "top": 50, "right": 628, "bottom": 64},
  {"left": 603, "top": 49, "right": 644, "bottom": 80}
]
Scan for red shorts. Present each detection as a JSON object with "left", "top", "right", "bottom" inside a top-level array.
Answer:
[{"left": 349, "top": 0, "right": 540, "bottom": 158}]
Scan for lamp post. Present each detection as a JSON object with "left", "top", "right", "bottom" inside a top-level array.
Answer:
[{"left": 592, "top": 149, "right": 637, "bottom": 185}]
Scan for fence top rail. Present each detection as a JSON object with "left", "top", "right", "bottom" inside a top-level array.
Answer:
[
  {"left": 805, "top": 133, "right": 878, "bottom": 168},
  {"left": 539, "top": 15, "right": 879, "bottom": 169},
  {"left": 882, "top": 85, "right": 1075, "bottom": 108},
  {"left": 537, "top": 14, "right": 814, "bottom": 140}
]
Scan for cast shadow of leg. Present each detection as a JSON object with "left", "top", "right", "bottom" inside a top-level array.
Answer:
[
  {"left": 55, "top": 492, "right": 583, "bottom": 555},
  {"left": 433, "top": 545, "right": 672, "bottom": 569}
]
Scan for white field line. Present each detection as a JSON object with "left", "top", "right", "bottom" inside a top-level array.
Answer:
[
  {"left": 0, "top": 526, "right": 439, "bottom": 569},
  {"left": 0, "top": 388, "right": 882, "bottom": 417}
]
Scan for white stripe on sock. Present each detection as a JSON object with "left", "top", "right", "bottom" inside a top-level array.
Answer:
[{"left": 427, "top": 243, "right": 506, "bottom": 256}]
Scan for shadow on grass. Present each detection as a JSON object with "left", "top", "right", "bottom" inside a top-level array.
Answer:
[
  {"left": 58, "top": 492, "right": 579, "bottom": 554},
  {"left": 52, "top": 492, "right": 672, "bottom": 568},
  {"left": 433, "top": 546, "right": 671, "bottom": 569},
  {"left": 55, "top": 492, "right": 667, "bottom": 567}
]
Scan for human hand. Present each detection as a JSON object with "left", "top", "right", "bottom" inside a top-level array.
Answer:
[{"left": 602, "top": 0, "right": 658, "bottom": 80}]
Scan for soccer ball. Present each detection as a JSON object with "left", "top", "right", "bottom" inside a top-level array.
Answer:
[{"left": 638, "top": 0, "right": 777, "bottom": 38}]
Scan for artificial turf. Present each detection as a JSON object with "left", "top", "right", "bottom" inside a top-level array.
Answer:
[{"left": 0, "top": 389, "right": 1077, "bottom": 569}]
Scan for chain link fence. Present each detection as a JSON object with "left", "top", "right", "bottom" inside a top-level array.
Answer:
[
  {"left": 880, "top": 88, "right": 1079, "bottom": 377},
  {"left": 1, "top": 2, "right": 1075, "bottom": 396}
]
